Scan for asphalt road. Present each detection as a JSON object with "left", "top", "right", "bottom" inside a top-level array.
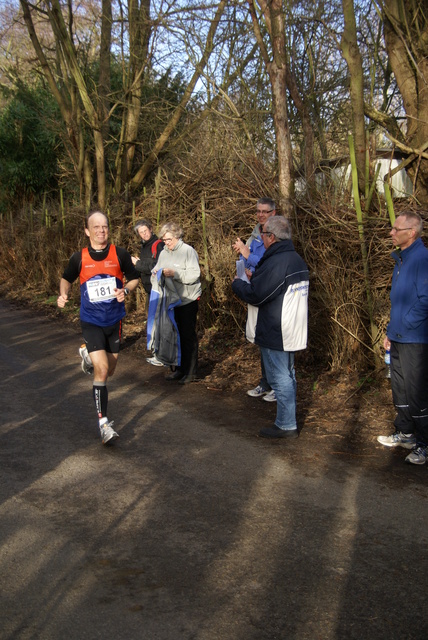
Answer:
[{"left": 1, "top": 299, "right": 427, "bottom": 640}]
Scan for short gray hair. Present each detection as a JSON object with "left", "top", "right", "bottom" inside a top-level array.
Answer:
[
  {"left": 257, "top": 197, "right": 276, "bottom": 211},
  {"left": 134, "top": 219, "right": 153, "bottom": 234},
  {"left": 159, "top": 221, "right": 183, "bottom": 239},
  {"left": 264, "top": 216, "right": 292, "bottom": 240},
  {"left": 399, "top": 211, "right": 424, "bottom": 237}
]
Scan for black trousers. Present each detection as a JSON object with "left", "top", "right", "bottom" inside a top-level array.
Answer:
[
  {"left": 175, "top": 299, "right": 199, "bottom": 377},
  {"left": 390, "top": 341, "right": 428, "bottom": 445}
]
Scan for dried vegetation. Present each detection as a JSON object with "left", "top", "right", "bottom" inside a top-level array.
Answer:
[{"left": 0, "top": 148, "right": 424, "bottom": 392}]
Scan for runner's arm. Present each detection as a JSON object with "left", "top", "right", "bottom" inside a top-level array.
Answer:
[
  {"left": 114, "top": 277, "right": 140, "bottom": 302},
  {"left": 115, "top": 247, "right": 141, "bottom": 301},
  {"left": 57, "top": 278, "right": 72, "bottom": 308},
  {"left": 57, "top": 252, "right": 81, "bottom": 308}
]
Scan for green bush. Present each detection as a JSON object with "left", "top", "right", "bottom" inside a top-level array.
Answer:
[{"left": 0, "top": 83, "right": 62, "bottom": 211}]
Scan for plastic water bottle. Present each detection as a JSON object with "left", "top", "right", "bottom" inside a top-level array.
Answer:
[{"left": 384, "top": 349, "right": 391, "bottom": 379}]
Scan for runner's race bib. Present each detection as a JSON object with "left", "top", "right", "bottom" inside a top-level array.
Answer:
[{"left": 86, "top": 276, "right": 116, "bottom": 302}]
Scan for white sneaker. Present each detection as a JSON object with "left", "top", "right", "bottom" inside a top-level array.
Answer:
[
  {"left": 79, "top": 344, "right": 93, "bottom": 375},
  {"left": 377, "top": 431, "right": 416, "bottom": 449},
  {"left": 100, "top": 421, "right": 119, "bottom": 445},
  {"left": 263, "top": 390, "right": 277, "bottom": 402},
  {"left": 247, "top": 385, "right": 269, "bottom": 398},
  {"left": 146, "top": 355, "right": 164, "bottom": 367}
]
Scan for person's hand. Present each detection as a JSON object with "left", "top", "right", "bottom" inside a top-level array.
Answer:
[
  {"left": 163, "top": 268, "right": 175, "bottom": 277},
  {"left": 245, "top": 268, "right": 252, "bottom": 280},
  {"left": 57, "top": 293, "right": 68, "bottom": 308},
  {"left": 114, "top": 287, "right": 126, "bottom": 302},
  {"left": 233, "top": 238, "right": 250, "bottom": 259},
  {"left": 383, "top": 336, "right": 391, "bottom": 350},
  {"left": 232, "top": 238, "right": 245, "bottom": 254},
  {"left": 131, "top": 256, "right": 138, "bottom": 265}
]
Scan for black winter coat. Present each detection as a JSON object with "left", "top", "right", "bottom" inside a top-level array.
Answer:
[{"left": 134, "top": 234, "right": 164, "bottom": 293}]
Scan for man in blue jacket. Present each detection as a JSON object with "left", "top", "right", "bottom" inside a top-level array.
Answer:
[
  {"left": 233, "top": 197, "right": 277, "bottom": 401},
  {"left": 377, "top": 211, "right": 428, "bottom": 464},
  {"left": 232, "top": 216, "right": 309, "bottom": 438}
]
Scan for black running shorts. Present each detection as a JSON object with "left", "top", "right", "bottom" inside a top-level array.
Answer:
[{"left": 81, "top": 320, "right": 122, "bottom": 354}]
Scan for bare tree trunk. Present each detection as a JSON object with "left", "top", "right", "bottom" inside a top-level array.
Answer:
[
  {"left": 285, "top": 68, "right": 316, "bottom": 189},
  {"left": 114, "top": 0, "right": 152, "bottom": 192},
  {"left": 20, "top": 0, "right": 107, "bottom": 208},
  {"left": 248, "top": 0, "right": 294, "bottom": 216},
  {"left": 83, "top": 150, "right": 93, "bottom": 210},
  {"left": 99, "top": 0, "right": 112, "bottom": 142},
  {"left": 270, "top": 65, "right": 295, "bottom": 215},
  {"left": 20, "top": 0, "right": 90, "bottom": 203},
  {"left": 125, "top": 0, "right": 151, "bottom": 179},
  {"left": 48, "top": 0, "right": 106, "bottom": 208},
  {"left": 129, "top": 0, "right": 227, "bottom": 190},
  {"left": 20, "top": 1, "right": 68, "bottom": 127},
  {"left": 341, "top": 0, "right": 366, "bottom": 195},
  {"left": 115, "top": 0, "right": 152, "bottom": 192},
  {"left": 382, "top": 0, "right": 428, "bottom": 204}
]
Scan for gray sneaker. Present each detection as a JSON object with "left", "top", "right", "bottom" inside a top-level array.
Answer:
[
  {"left": 100, "top": 421, "right": 119, "bottom": 445},
  {"left": 263, "top": 390, "right": 277, "bottom": 402},
  {"left": 146, "top": 355, "right": 164, "bottom": 367},
  {"left": 247, "top": 385, "right": 269, "bottom": 398},
  {"left": 405, "top": 445, "right": 428, "bottom": 465},
  {"left": 79, "top": 345, "right": 94, "bottom": 375},
  {"left": 377, "top": 431, "right": 416, "bottom": 449}
]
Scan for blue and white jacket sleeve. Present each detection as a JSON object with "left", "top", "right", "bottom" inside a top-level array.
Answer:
[{"left": 244, "top": 236, "right": 265, "bottom": 272}]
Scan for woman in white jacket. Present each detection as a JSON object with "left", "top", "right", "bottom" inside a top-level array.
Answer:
[{"left": 152, "top": 221, "right": 202, "bottom": 383}]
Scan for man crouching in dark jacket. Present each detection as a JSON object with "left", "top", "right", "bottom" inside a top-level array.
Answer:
[{"left": 232, "top": 216, "right": 309, "bottom": 439}]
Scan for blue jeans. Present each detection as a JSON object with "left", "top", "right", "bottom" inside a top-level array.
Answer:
[
  {"left": 258, "top": 350, "right": 271, "bottom": 391},
  {"left": 260, "top": 347, "right": 297, "bottom": 430}
]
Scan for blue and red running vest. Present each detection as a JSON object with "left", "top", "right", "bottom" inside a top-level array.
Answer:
[{"left": 79, "top": 245, "right": 126, "bottom": 326}]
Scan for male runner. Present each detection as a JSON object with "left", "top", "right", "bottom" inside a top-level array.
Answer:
[{"left": 57, "top": 211, "right": 140, "bottom": 445}]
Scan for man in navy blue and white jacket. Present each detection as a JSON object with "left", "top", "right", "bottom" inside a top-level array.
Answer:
[
  {"left": 232, "top": 216, "right": 309, "bottom": 438},
  {"left": 377, "top": 210, "right": 428, "bottom": 465}
]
